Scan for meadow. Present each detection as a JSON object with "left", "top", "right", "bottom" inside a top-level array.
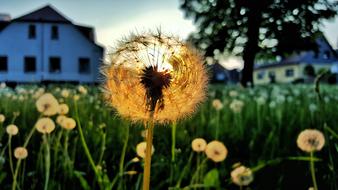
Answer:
[{"left": 0, "top": 83, "right": 337, "bottom": 190}]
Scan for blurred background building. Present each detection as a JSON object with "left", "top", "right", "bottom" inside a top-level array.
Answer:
[{"left": 0, "top": 5, "right": 103, "bottom": 84}]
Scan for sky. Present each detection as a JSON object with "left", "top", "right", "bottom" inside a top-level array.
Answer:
[{"left": 0, "top": 0, "right": 337, "bottom": 69}]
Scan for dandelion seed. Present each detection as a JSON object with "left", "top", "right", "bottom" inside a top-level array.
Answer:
[
  {"left": 60, "top": 118, "right": 76, "bottom": 130},
  {"left": 35, "top": 117, "right": 56, "bottom": 134},
  {"left": 212, "top": 99, "right": 224, "bottom": 111},
  {"left": 136, "top": 142, "right": 154, "bottom": 159},
  {"left": 102, "top": 32, "right": 208, "bottom": 123},
  {"left": 36, "top": 93, "right": 59, "bottom": 116},
  {"left": 205, "top": 140, "right": 228, "bottom": 162},
  {"left": 231, "top": 165, "right": 254, "bottom": 186},
  {"left": 0, "top": 114, "right": 5, "bottom": 123},
  {"left": 297, "top": 129, "right": 325, "bottom": 152},
  {"left": 191, "top": 138, "right": 207, "bottom": 152},
  {"left": 6, "top": 124, "right": 19, "bottom": 136},
  {"left": 14, "top": 147, "right": 28, "bottom": 159},
  {"left": 131, "top": 157, "right": 140, "bottom": 163},
  {"left": 125, "top": 171, "right": 138, "bottom": 175},
  {"left": 58, "top": 104, "right": 69, "bottom": 115}
]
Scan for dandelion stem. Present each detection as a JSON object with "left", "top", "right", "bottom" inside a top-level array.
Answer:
[
  {"left": 43, "top": 134, "right": 50, "bottom": 190},
  {"left": 143, "top": 120, "right": 154, "bottom": 190},
  {"left": 171, "top": 122, "right": 177, "bottom": 162},
  {"left": 74, "top": 101, "right": 102, "bottom": 187},
  {"left": 175, "top": 152, "right": 193, "bottom": 188},
  {"left": 8, "top": 136, "right": 14, "bottom": 178},
  {"left": 12, "top": 126, "right": 35, "bottom": 190},
  {"left": 215, "top": 111, "right": 220, "bottom": 139},
  {"left": 310, "top": 152, "right": 318, "bottom": 190},
  {"left": 117, "top": 123, "right": 129, "bottom": 189}
]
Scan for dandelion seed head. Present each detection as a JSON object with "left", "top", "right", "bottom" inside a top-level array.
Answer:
[
  {"left": 231, "top": 165, "right": 254, "bottom": 186},
  {"left": 58, "top": 104, "right": 69, "bottom": 115},
  {"left": 14, "top": 147, "right": 28, "bottom": 159},
  {"left": 61, "top": 89, "right": 70, "bottom": 98},
  {"left": 297, "top": 129, "right": 325, "bottom": 152},
  {"left": 61, "top": 118, "right": 76, "bottom": 130},
  {"left": 191, "top": 138, "right": 207, "bottom": 152},
  {"left": 136, "top": 141, "right": 154, "bottom": 158},
  {"left": 103, "top": 31, "right": 208, "bottom": 123},
  {"left": 6, "top": 124, "right": 19, "bottom": 136},
  {"left": 212, "top": 99, "right": 224, "bottom": 111},
  {"left": 205, "top": 140, "right": 228, "bottom": 162},
  {"left": 0, "top": 114, "right": 5, "bottom": 123},
  {"left": 229, "top": 99, "right": 244, "bottom": 113},
  {"left": 36, "top": 93, "right": 59, "bottom": 116},
  {"left": 35, "top": 117, "right": 55, "bottom": 134}
]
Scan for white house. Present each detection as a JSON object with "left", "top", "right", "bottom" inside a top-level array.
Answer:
[{"left": 0, "top": 5, "right": 104, "bottom": 83}]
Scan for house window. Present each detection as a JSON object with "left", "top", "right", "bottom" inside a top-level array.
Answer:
[
  {"left": 28, "top": 25, "right": 36, "bottom": 39},
  {"left": 323, "top": 51, "right": 330, "bottom": 59},
  {"left": 257, "top": 71, "right": 265, "bottom": 79},
  {"left": 285, "top": 69, "right": 294, "bottom": 77},
  {"left": 24, "top": 56, "right": 36, "bottom": 73},
  {"left": 51, "top": 25, "right": 58, "bottom": 40},
  {"left": 0, "top": 56, "right": 8, "bottom": 72},
  {"left": 79, "top": 58, "right": 90, "bottom": 74},
  {"left": 49, "top": 57, "right": 61, "bottom": 73}
]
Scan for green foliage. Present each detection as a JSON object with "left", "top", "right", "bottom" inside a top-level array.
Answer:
[
  {"left": 203, "top": 169, "right": 220, "bottom": 188},
  {"left": 0, "top": 84, "right": 337, "bottom": 189}
]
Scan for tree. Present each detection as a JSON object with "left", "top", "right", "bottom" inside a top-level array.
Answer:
[{"left": 180, "top": 0, "right": 338, "bottom": 86}]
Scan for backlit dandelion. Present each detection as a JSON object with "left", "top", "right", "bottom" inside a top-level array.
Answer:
[
  {"left": 231, "top": 165, "right": 254, "bottom": 186},
  {"left": 14, "top": 147, "right": 28, "bottom": 159},
  {"left": 191, "top": 138, "right": 207, "bottom": 152},
  {"left": 297, "top": 129, "right": 325, "bottom": 153},
  {"left": 103, "top": 31, "right": 208, "bottom": 123},
  {"left": 205, "top": 140, "right": 228, "bottom": 162},
  {"left": 35, "top": 117, "right": 56, "bottom": 134},
  {"left": 36, "top": 93, "right": 59, "bottom": 116},
  {"left": 6, "top": 124, "right": 19, "bottom": 136},
  {"left": 136, "top": 141, "right": 154, "bottom": 159},
  {"left": 103, "top": 31, "right": 208, "bottom": 190}
]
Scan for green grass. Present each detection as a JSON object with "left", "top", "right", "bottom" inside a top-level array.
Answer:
[{"left": 0, "top": 84, "right": 337, "bottom": 190}]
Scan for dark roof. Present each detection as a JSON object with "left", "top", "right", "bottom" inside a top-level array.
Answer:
[
  {"left": 255, "top": 36, "right": 338, "bottom": 70},
  {"left": 0, "top": 21, "right": 10, "bottom": 32},
  {"left": 13, "top": 5, "right": 71, "bottom": 23},
  {"left": 75, "top": 25, "right": 94, "bottom": 42}
]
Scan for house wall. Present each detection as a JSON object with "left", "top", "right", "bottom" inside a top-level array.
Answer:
[
  {"left": 254, "top": 64, "right": 302, "bottom": 84},
  {"left": 0, "top": 22, "right": 102, "bottom": 83},
  {"left": 254, "top": 63, "right": 333, "bottom": 84}
]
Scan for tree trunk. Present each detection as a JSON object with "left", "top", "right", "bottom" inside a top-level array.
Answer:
[{"left": 240, "top": 5, "right": 261, "bottom": 87}]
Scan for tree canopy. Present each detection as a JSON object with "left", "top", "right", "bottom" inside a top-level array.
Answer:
[{"left": 180, "top": 0, "right": 338, "bottom": 86}]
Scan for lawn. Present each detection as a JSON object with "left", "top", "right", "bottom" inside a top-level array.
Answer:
[{"left": 0, "top": 84, "right": 337, "bottom": 190}]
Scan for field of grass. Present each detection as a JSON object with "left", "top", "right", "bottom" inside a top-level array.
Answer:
[{"left": 0, "top": 84, "right": 337, "bottom": 190}]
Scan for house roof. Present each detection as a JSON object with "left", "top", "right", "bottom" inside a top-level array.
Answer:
[
  {"left": 0, "top": 5, "right": 104, "bottom": 50},
  {"left": 13, "top": 5, "right": 71, "bottom": 23},
  {"left": 255, "top": 36, "right": 338, "bottom": 70}
]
